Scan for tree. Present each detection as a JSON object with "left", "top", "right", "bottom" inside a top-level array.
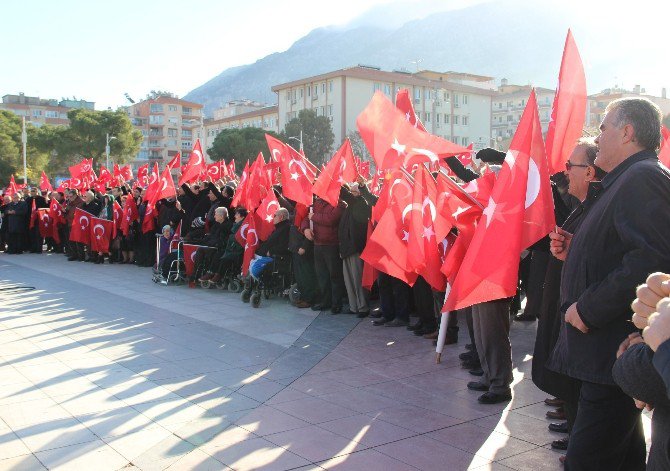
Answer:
[
  {"left": 208, "top": 127, "right": 280, "bottom": 171},
  {"left": 0, "top": 110, "right": 51, "bottom": 185},
  {"left": 280, "top": 109, "right": 334, "bottom": 165},
  {"left": 32, "top": 109, "right": 143, "bottom": 174}
]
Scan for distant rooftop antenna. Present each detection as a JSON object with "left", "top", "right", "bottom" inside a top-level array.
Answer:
[{"left": 410, "top": 59, "right": 423, "bottom": 73}]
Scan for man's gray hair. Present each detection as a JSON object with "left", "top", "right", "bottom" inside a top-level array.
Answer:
[
  {"left": 85, "top": 190, "right": 94, "bottom": 199},
  {"left": 275, "top": 208, "right": 289, "bottom": 221},
  {"left": 605, "top": 97, "right": 663, "bottom": 151},
  {"left": 214, "top": 206, "right": 228, "bottom": 219},
  {"left": 576, "top": 137, "right": 598, "bottom": 166}
]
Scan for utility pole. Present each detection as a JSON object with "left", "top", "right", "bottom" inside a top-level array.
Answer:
[{"left": 21, "top": 117, "right": 27, "bottom": 184}]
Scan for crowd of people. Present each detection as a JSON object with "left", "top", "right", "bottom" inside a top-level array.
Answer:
[{"left": 3, "top": 96, "right": 670, "bottom": 469}]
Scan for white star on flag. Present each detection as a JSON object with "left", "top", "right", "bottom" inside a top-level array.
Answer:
[
  {"left": 452, "top": 206, "right": 470, "bottom": 220},
  {"left": 422, "top": 225, "right": 435, "bottom": 239},
  {"left": 391, "top": 138, "right": 406, "bottom": 156}
]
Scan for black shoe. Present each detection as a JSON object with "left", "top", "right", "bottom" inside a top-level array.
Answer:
[
  {"left": 369, "top": 310, "right": 382, "bottom": 319},
  {"left": 372, "top": 318, "right": 389, "bottom": 326},
  {"left": 551, "top": 437, "right": 569, "bottom": 450},
  {"left": 407, "top": 322, "right": 423, "bottom": 332},
  {"left": 478, "top": 391, "right": 512, "bottom": 404},
  {"left": 465, "top": 343, "right": 474, "bottom": 351},
  {"left": 467, "top": 381, "right": 489, "bottom": 392},
  {"left": 67, "top": 256, "right": 78, "bottom": 261},
  {"left": 548, "top": 422, "right": 568, "bottom": 434},
  {"left": 385, "top": 319, "right": 409, "bottom": 327},
  {"left": 514, "top": 312, "right": 537, "bottom": 322},
  {"left": 459, "top": 351, "right": 475, "bottom": 361},
  {"left": 356, "top": 311, "right": 369, "bottom": 318},
  {"left": 331, "top": 306, "right": 342, "bottom": 314},
  {"left": 311, "top": 304, "right": 326, "bottom": 311},
  {"left": 469, "top": 368, "right": 484, "bottom": 376}
]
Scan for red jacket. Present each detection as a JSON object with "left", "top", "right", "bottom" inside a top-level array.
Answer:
[{"left": 302, "top": 198, "right": 345, "bottom": 246}]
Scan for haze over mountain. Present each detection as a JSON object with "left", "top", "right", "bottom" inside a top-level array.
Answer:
[{"left": 185, "top": 0, "right": 668, "bottom": 116}]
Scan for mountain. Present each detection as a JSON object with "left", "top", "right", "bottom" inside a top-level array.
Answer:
[{"left": 184, "top": 0, "right": 667, "bottom": 116}]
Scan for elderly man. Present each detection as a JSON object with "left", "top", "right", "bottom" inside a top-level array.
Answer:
[
  {"left": 552, "top": 98, "right": 670, "bottom": 470},
  {"left": 5, "top": 193, "right": 28, "bottom": 254}
]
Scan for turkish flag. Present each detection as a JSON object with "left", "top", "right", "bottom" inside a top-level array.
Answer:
[
  {"left": 312, "top": 140, "right": 357, "bottom": 206},
  {"left": 434, "top": 171, "right": 483, "bottom": 241},
  {"left": 256, "top": 190, "right": 280, "bottom": 240},
  {"left": 545, "top": 29, "right": 587, "bottom": 175},
  {"left": 137, "top": 164, "right": 149, "bottom": 187},
  {"left": 90, "top": 217, "right": 113, "bottom": 253},
  {"left": 244, "top": 153, "right": 269, "bottom": 212},
  {"left": 231, "top": 161, "right": 250, "bottom": 208},
  {"left": 281, "top": 145, "right": 313, "bottom": 207},
  {"left": 112, "top": 200, "right": 123, "bottom": 239},
  {"left": 659, "top": 125, "right": 670, "bottom": 167},
  {"left": 149, "top": 165, "right": 177, "bottom": 206},
  {"left": 69, "top": 159, "right": 93, "bottom": 179},
  {"left": 39, "top": 171, "right": 53, "bottom": 192},
  {"left": 443, "top": 90, "right": 555, "bottom": 311},
  {"left": 49, "top": 199, "right": 64, "bottom": 243},
  {"left": 407, "top": 166, "right": 446, "bottom": 291},
  {"left": 234, "top": 212, "right": 260, "bottom": 276},
  {"left": 179, "top": 139, "right": 206, "bottom": 185},
  {"left": 357, "top": 92, "right": 469, "bottom": 170},
  {"left": 207, "top": 162, "right": 222, "bottom": 181},
  {"left": 167, "top": 152, "right": 182, "bottom": 170},
  {"left": 395, "top": 88, "right": 427, "bottom": 131},
  {"left": 361, "top": 219, "right": 379, "bottom": 291},
  {"left": 70, "top": 208, "right": 93, "bottom": 245},
  {"left": 5, "top": 175, "right": 19, "bottom": 196},
  {"left": 370, "top": 169, "right": 407, "bottom": 223},
  {"left": 228, "top": 160, "right": 236, "bottom": 177},
  {"left": 98, "top": 166, "right": 113, "bottom": 185},
  {"left": 29, "top": 199, "right": 38, "bottom": 229},
  {"left": 119, "top": 165, "right": 133, "bottom": 182},
  {"left": 359, "top": 161, "right": 371, "bottom": 179},
  {"left": 37, "top": 209, "right": 51, "bottom": 238},
  {"left": 456, "top": 144, "right": 474, "bottom": 167},
  {"left": 462, "top": 170, "right": 496, "bottom": 208},
  {"left": 182, "top": 244, "right": 204, "bottom": 277},
  {"left": 142, "top": 202, "right": 157, "bottom": 234},
  {"left": 120, "top": 196, "right": 138, "bottom": 237},
  {"left": 360, "top": 171, "right": 418, "bottom": 285},
  {"left": 144, "top": 163, "right": 161, "bottom": 204},
  {"left": 266, "top": 134, "right": 287, "bottom": 162}
]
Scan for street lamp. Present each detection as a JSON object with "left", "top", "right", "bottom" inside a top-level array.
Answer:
[
  {"left": 288, "top": 130, "right": 303, "bottom": 152},
  {"left": 106, "top": 133, "right": 117, "bottom": 169}
]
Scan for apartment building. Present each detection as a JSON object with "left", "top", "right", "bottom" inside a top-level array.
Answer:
[
  {"left": 272, "top": 66, "right": 495, "bottom": 152},
  {"left": 197, "top": 105, "right": 279, "bottom": 159},
  {"left": 126, "top": 95, "right": 203, "bottom": 167},
  {"left": 491, "top": 80, "right": 555, "bottom": 140},
  {"left": 587, "top": 85, "right": 670, "bottom": 128},
  {"left": 0, "top": 93, "right": 95, "bottom": 127}
]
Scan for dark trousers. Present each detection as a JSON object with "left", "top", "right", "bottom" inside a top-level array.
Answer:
[
  {"left": 413, "top": 276, "right": 436, "bottom": 329},
  {"left": 472, "top": 299, "right": 513, "bottom": 395},
  {"left": 29, "top": 226, "right": 43, "bottom": 253},
  {"left": 565, "top": 381, "right": 646, "bottom": 471},
  {"left": 521, "top": 250, "right": 550, "bottom": 318},
  {"left": 313, "top": 245, "right": 345, "bottom": 308},
  {"left": 293, "top": 253, "right": 318, "bottom": 304},
  {"left": 378, "top": 272, "right": 410, "bottom": 322},
  {"left": 7, "top": 232, "right": 24, "bottom": 254},
  {"left": 68, "top": 239, "right": 85, "bottom": 260}
]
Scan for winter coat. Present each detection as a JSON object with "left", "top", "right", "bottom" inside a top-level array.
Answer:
[
  {"left": 338, "top": 186, "right": 373, "bottom": 258},
  {"left": 6, "top": 200, "right": 28, "bottom": 233},
  {"left": 302, "top": 197, "right": 346, "bottom": 246},
  {"left": 256, "top": 219, "right": 291, "bottom": 257}
]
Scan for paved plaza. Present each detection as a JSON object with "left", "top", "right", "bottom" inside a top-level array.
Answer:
[{"left": 0, "top": 253, "right": 647, "bottom": 470}]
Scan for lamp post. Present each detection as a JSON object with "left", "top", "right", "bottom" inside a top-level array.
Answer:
[
  {"left": 288, "top": 130, "right": 303, "bottom": 153},
  {"left": 21, "top": 117, "right": 27, "bottom": 184},
  {"left": 105, "top": 133, "right": 117, "bottom": 169}
]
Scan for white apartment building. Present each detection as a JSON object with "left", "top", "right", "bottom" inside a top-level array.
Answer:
[
  {"left": 491, "top": 80, "right": 555, "bottom": 140},
  {"left": 272, "top": 66, "right": 495, "bottom": 151}
]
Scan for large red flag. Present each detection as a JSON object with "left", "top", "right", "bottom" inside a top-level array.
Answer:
[
  {"left": 266, "top": 134, "right": 288, "bottom": 162},
  {"left": 312, "top": 140, "right": 357, "bottom": 206},
  {"left": 228, "top": 160, "right": 236, "bottom": 177},
  {"left": 183, "top": 244, "right": 204, "bottom": 277},
  {"left": 142, "top": 202, "right": 157, "bottom": 234},
  {"left": 49, "top": 199, "right": 64, "bottom": 243},
  {"left": 280, "top": 145, "right": 313, "bottom": 206},
  {"left": 659, "top": 125, "right": 670, "bottom": 167},
  {"left": 144, "top": 163, "right": 161, "bottom": 204},
  {"left": 90, "top": 217, "right": 114, "bottom": 253},
  {"left": 37, "top": 209, "right": 52, "bottom": 238},
  {"left": 112, "top": 200, "right": 123, "bottom": 239},
  {"left": 395, "top": 88, "right": 427, "bottom": 131},
  {"left": 545, "top": 29, "right": 587, "bottom": 175},
  {"left": 256, "top": 190, "right": 280, "bottom": 241},
  {"left": 167, "top": 152, "right": 182, "bottom": 170},
  {"left": 69, "top": 159, "right": 92, "bottom": 179},
  {"left": 434, "top": 171, "right": 483, "bottom": 241},
  {"left": 120, "top": 165, "right": 133, "bottom": 182},
  {"left": 179, "top": 139, "right": 206, "bottom": 185},
  {"left": 443, "top": 90, "right": 555, "bottom": 311},
  {"left": 357, "top": 92, "right": 469, "bottom": 170},
  {"left": 231, "top": 161, "right": 250, "bottom": 208},
  {"left": 120, "top": 196, "right": 138, "bottom": 237},
  {"left": 98, "top": 166, "right": 113, "bottom": 185},
  {"left": 70, "top": 208, "right": 93, "bottom": 245},
  {"left": 5, "top": 175, "right": 19, "bottom": 196},
  {"left": 207, "top": 162, "right": 223, "bottom": 181},
  {"left": 407, "top": 166, "right": 446, "bottom": 291},
  {"left": 244, "top": 153, "right": 268, "bottom": 212},
  {"left": 149, "top": 165, "right": 177, "bottom": 205},
  {"left": 39, "top": 171, "right": 53, "bottom": 192},
  {"left": 29, "top": 199, "right": 38, "bottom": 229},
  {"left": 137, "top": 164, "right": 149, "bottom": 187}
]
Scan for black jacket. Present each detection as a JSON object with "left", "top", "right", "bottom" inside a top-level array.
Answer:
[
  {"left": 559, "top": 150, "right": 670, "bottom": 384},
  {"left": 81, "top": 198, "right": 102, "bottom": 217},
  {"left": 338, "top": 186, "right": 374, "bottom": 258},
  {"left": 203, "top": 219, "right": 232, "bottom": 249},
  {"left": 257, "top": 219, "right": 290, "bottom": 257}
]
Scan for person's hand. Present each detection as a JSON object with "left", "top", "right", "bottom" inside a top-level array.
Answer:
[
  {"left": 304, "top": 228, "right": 314, "bottom": 241},
  {"left": 617, "top": 332, "right": 644, "bottom": 358},
  {"left": 298, "top": 248, "right": 305, "bottom": 255},
  {"left": 633, "top": 398, "right": 654, "bottom": 411},
  {"left": 565, "top": 302, "right": 589, "bottom": 333},
  {"left": 175, "top": 201, "right": 182, "bottom": 211},
  {"left": 643, "top": 298, "right": 670, "bottom": 351},
  {"left": 549, "top": 226, "right": 573, "bottom": 261},
  {"left": 307, "top": 212, "right": 313, "bottom": 220},
  {"left": 356, "top": 174, "right": 367, "bottom": 187},
  {"left": 632, "top": 272, "right": 670, "bottom": 329}
]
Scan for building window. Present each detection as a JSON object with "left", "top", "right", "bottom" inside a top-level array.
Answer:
[
  {"left": 314, "top": 86, "right": 318, "bottom": 97},
  {"left": 150, "top": 104, "right": 163, "bottom": 113},
  {"left": 462, "top": 95, "right": 468, "bottom": 105},
  {"left": 168, "top": 117, "right": 178, "bottom": 124},
  {"left": 462, "top": 137, "right": 468, "bottom": 146},
  {"left": 462, "top": 116, "right": 469, "bottom": 126},
  {"left": 183, "top": 107, "right": 192, "bottom": 115},
  {"left": 436, "top": 114, "right": 441, "bottom": 123},
  {"left": 182, "top": 129, "right": 192, "bottom": 138},
  {"left": 414, "top": 88, "right": 421, "bottom": 100},
  {"left": 373, "top": 82, "right": 381, "bottom": 92},
  {"left": 181, "top": 141, "right": 192, "bottom": 148},
  {"left": 425, "top": 112, "right": 431, "bottom": 122},
  {"left": 444, "top": 91, "right": 450, "bottom": 101},
  {"left": 167, "top": 139, "right": 177, "bottom": 147},
  {"left": 453, "top": 93, "right": 459, "bottom": 105},
  {"left": 320, "top": 106, "right": 325, "bottom": 116},
  {"left": 167, "top": 128, "right": 178, "bottom": 137},
  {"left": 329, "top": 81, "right": 333, "bottom": 92},
  {"left": 286, "top": 91, "right": 291, "bottom": 101},
  {"left": 507, "top": 115, "right": 513, "bottom": 122},
  {"left": 384, "top": 84, "right": 391, "bottom": 95},
  {"left": 168, "top": 105, "right": 177, "bottom": 111},
  {"left": 32, "top": 109, "right": 43, "bottom": 117},
  {"left": 149, "top": 115, "right": 163, "bottom": 124},
  {"left": 426, "top": 90, "right": 431, "bottom": 101},
  {"left": 321, "top": 83, "right": 326, "bottom": 94},
  {"left": 44, "top": 110, "right": 58, "bottom": 118},
  {"left": 445, "top": 114, "right": 450, "bottom": 124},
  {"left": 328, "top": 104, "right": 333, "bottom": 116},
  {"left": 454, "top": 115, "right": 459, "bottom": 125}
]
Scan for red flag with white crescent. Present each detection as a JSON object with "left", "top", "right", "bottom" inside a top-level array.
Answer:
[
  {"left": 167, "top": 152, "right": 182, "bottom": 170},
  {"left": 120, "top": 196, "right": 138, "bottom": 237},
  {"left": 256, "top": 190, "right": 280, "bottom": 240},
  {"left": 39, "top": 171, "right": 53, "bottom": 192},
  {"left": 37, "top": 208, "right": 52, "bottom": 238},
  {"left": 70, "top": 208, "right": 93, "bottom": 245},
  {"left": 90, "top": 217, "right": 113, "bottom": 253},
  {"left": 112, "top": 200, "right": 123, "bottom": 239},
  {"left": 179, "top": 139, "right": 207, "bottom": 185},
  {"left": 183, "top": 243, "right": 204, "bottom": 276}
]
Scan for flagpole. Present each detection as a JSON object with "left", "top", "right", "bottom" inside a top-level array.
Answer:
[
  {"left": 22, "top": 117, "right": 27, "bottom": 185},
  {"left": 437, "top": 167, "right": 485, "bottom": 209}
]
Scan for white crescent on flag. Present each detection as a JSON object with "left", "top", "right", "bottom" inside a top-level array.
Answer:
[
  {"left": 246, "top": 229, "right": 259, "bottom": 248},
  {"left": 79, "top": 215, "right": 90, "bottom": 229},
  {"left": 93, "top": 223, "right": 105, "bottom": 239}
]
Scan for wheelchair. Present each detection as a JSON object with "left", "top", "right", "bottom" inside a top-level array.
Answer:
[
  {"left": 152, "top": 236, "right": 186, "bottom": 286},
  {"left": 240, "top": 254, "right": 293, "bottom": 308},
  {"left": 200, "top": 256, "right": 244, "bottom": 292}
]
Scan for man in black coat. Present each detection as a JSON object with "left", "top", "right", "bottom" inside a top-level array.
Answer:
[
  {"left": 5, "top": 193, "right": 28, "bottom": 254},
  {"left": 256, "top": 208, "right": 290, "bottom": 258},
  {"left": 552, "top": 97, "right": 670, "bottom": 470}
]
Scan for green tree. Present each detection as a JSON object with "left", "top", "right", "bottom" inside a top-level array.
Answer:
[
  {"left": 280, "top": 109, "right": 334, "bottom": 165},
  {"left": 208, "top": 127, "right": 280, "bottom": 171},
  {"left": 33, "top": 109, "right": 142, "bottom": 174},
  {"left": 0, "top": 110, "right": 51, "bottom": 185}
]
